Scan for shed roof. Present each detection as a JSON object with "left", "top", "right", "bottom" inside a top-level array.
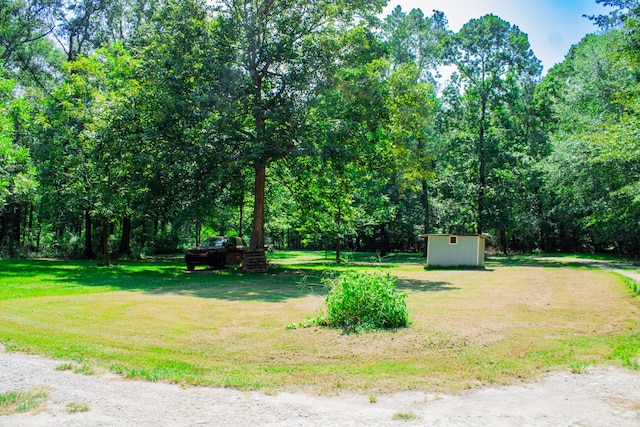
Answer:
[{"left": 419, "top": 234, "right": 486, "bottom": 239}]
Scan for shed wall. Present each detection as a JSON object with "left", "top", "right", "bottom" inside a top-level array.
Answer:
[{"left": 426, "top": 235, "right": 485, "bottom": 267}]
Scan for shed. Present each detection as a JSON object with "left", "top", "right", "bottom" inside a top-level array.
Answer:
[{"left": 425, "top": 234, "right": 486, "bottom": 268}]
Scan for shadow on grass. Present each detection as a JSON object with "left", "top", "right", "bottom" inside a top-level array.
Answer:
[
  {"left": 0, "top": 258, "right": 311, "bottom": 303},
  {"left": 398, "top": 279, "right": 460, "bottom": 292},
  {"left": 1, "top": 258, "right": 462, "bottom": 303},
  {"left": 3, "top": 253, "right": 604, "bottom": 303}
]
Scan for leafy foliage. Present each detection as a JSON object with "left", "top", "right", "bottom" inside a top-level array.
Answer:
[
  {"left": 1, "top": 2, "right": 640, "bottom": 258},
  {"left": 540, "top": 26, "right": 640, "bottom": 253},
  {"left": 317, "top": 270, "right": 409, "bottom": 333},
  {"left": 442, "top": 14, "right": 542, "bottom": 236}
]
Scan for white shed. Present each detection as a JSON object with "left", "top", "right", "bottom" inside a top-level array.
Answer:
[{"left": 426, "top": 234, "right": 486, "bottom": 268}]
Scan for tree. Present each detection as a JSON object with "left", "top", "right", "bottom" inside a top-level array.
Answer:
[
  {"left": 443, "top": 14, "right": 541, "bottom": 236},
  {"left": 387, "top": 62, "right": 438, "bottom": 255},
  {"left": 587, "top": 0, "right": 640, "bottom": 29},
  {"left": 47, "top": 0, "right": 161, "bottom": 61},
  {"left": 0, "top": 78, "right": 39, "bottom": 254},
  {"left": 383, "top": 6, "right": 448, "bottom": 83},
  {"left": 0, "top": 1, "right": 67, "bottom": 256},
  {"left": 212, "top": 0, "right": 386, "bottom": 267},
  {"left": 135, "top": 0, "right": 242, "bottom": 251},
  {"left": 383, "top": 7, "right": 447, "bottom": 255},
  {"left": 539, "top": 26, "right": 640, "bottom": 254}
]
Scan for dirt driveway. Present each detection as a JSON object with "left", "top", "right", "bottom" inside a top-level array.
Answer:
[{"left": 2, "top": 345, "right": 640, "bottom": 426}]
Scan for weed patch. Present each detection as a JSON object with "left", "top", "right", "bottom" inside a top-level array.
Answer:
[
  {"left": 55, "top": 362, "right": 74, "bottom": 371},
  {"left": 0, "top": 387, "right": 48, "bottom": 415},
  {"left": 569, "top": 360, "right": 590, "bottom": 374},
  {"left": 67, "top": 402, "right": 90, "bottom": 413},
  {"left": 314, "top": 270, "right": 409, "bottom": 333},
  {"left": 393, "top": 412, "right": 417, "bottom": 420},
  {"left": 74, "top": 364, "right": 95, "bottom": 375}
]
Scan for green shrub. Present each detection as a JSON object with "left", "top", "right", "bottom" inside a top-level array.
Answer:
[{"left": 317, "top": 270, "right": 409, "bottom": 333}]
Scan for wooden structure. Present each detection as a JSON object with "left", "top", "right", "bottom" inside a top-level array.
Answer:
[
  {"left": 242, "top": 250, "right": 268, "bottom": 273},
  {"left": 425, "top": 234, "right": 486, "bottom": 268}
]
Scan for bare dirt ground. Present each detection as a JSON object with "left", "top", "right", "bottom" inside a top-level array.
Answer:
[{"left": 2, "top": 344, "right": 640, "bottom": 427}]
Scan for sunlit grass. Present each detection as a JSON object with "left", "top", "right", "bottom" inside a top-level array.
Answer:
[{"left": 0, "top": 253, "right": 638, "bottom": 394}]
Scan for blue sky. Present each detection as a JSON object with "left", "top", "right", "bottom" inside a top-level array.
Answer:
[{"left": 384, "top": 0, "right": 612, "bottom": 73}]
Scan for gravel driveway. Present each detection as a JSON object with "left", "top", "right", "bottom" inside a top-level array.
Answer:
[{"left": 2, "top": 346, "right": 640, "bottom": 426}]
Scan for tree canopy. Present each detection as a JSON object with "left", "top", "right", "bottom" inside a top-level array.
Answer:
[{"left": 2, "top": 0, "right": 639, "bottom": 261}]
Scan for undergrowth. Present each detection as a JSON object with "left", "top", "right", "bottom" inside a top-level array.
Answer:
[{"left": 311, "top": 270, "right": 409, "bottom": 333}]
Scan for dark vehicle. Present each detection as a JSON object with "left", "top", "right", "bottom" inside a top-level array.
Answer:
[{"left": 185, "top": 236, "right": 245, "bottom": 270}]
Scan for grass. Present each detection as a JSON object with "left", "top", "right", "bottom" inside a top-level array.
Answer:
[
  {"left": 55, "top": 362, "right": 74, "bottom": 371},
  {"left": 0, "top": 252, "right": 639, "bottom": 394},
  {"left": 0, "top": 387, "right": 48, "bottom": 415},
  {"left": 569, "top": 360, "right": 591, "bottom": 374},
  {"left": 393, "top": 412, "right": 417, "bottom": 420},
  {"left": 54, "top": 362, "right": 94, "bottom": 374},
  {"left": 74, "top": 364, "right": 95, "bottom": 375},
  {"left": 66, "top": 402, "right": 90, "bottom": 413},
  {"left": 620, "top": 276, "right": 640, "bottom": 296}
]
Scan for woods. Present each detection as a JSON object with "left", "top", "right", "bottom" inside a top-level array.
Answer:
[{"left": 1, "top": 0, "right": 639, "bottom": 261}]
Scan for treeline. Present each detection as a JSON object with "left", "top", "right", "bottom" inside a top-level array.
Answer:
[{"left": 1, "top": 0, "right": 639, "bottom": 262}]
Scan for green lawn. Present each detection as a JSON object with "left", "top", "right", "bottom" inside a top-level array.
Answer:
[{"left": 0, "top": 252, "right": 639, "bottom": 394}]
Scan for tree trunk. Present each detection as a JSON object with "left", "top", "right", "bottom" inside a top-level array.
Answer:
[
  {"left": 22, "top": 203, "right": 28, "bottom": 248},
  {"left": 101, "top": 218, "right": 111, "bottom": 267},
  {"left": 335, "top": 205, "right": 342, "bottom": 262},
  {"left": 379, "top": 223, "right": 389, "bottom": 258},
  {"left": 249, "top": 165, "right": 266, "bottom": 251},
  {"left": 7, "top": 202, "right": 21, "bottom": 256},
  {"left": 477, "top": 95, "right": 487, "bottom": 235},
  {"left": 27, "top": 203, "right": 34, "bottom": 250},
  {"left": 501, "top": 227, "right": 508, "bottom": 254},
  {"left": 0, "top": 206, "right": 7, "bottom": 244},
  {"left": 421, "top": 179, "right": 429, "bottom": 258},
  {"left": 118, "top": 216, "right": 132, "bottom": 256},
  {"left": 14, "top": 203, "right": 21, "bottom": 250},
  {"left": 83, "top": 210, "right": 96, "bottom": 259},
  {"left": 238, "top": 194, "right": 244, "bottom": 238}
]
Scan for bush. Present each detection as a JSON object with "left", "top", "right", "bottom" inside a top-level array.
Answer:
[{"left": 318, "top": 270, "right": 409, "bottom": 333}]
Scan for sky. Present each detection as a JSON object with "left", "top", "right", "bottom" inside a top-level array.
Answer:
[{"left": 384, "top": 0, "right": 613, "bottom": 74}]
